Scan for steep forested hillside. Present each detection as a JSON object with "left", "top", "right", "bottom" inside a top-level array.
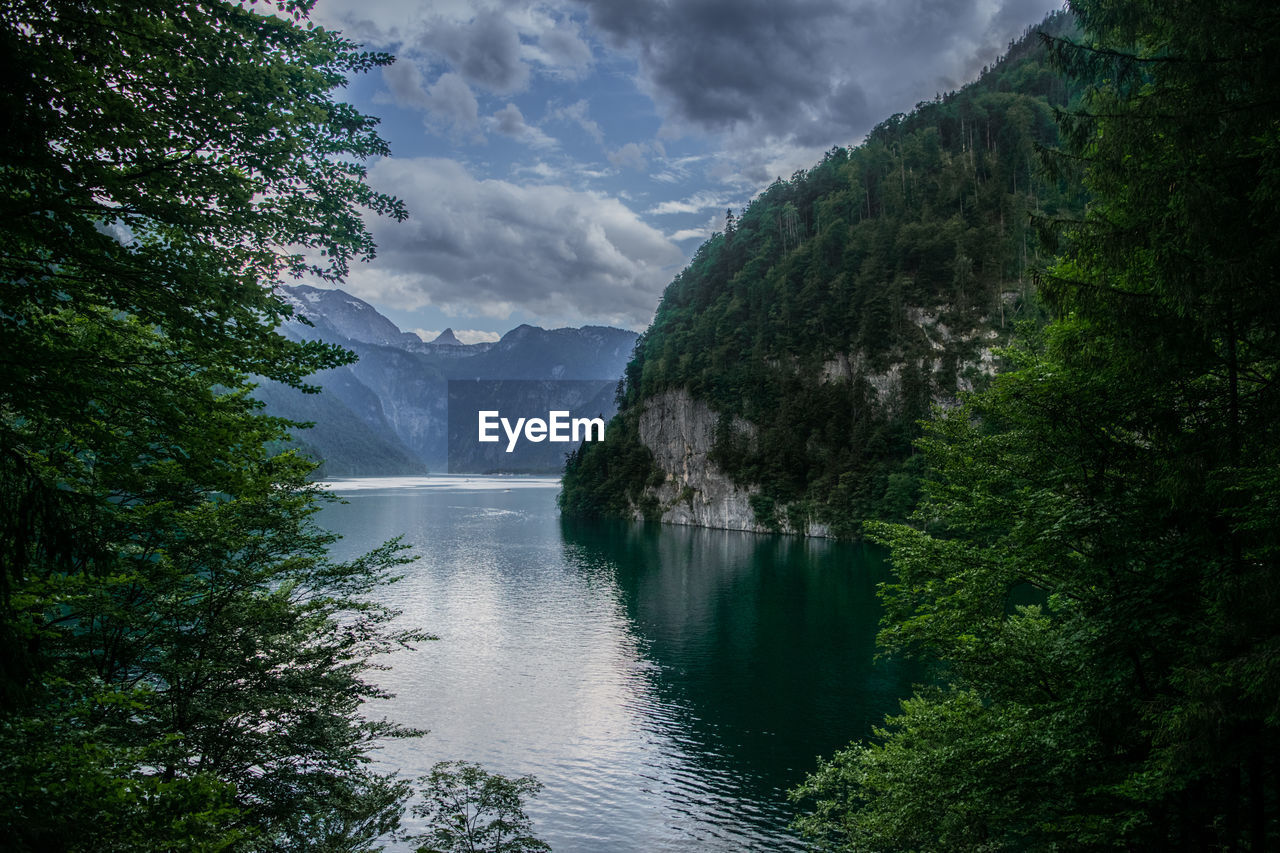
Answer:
[
  {"left": 793, "top": 0, "right": 1280, "bottom": 846},
  {"left": 561, "top": 13, "right": 1084, "bottom": 535}
]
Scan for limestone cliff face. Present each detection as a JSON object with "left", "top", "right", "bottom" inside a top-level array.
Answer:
[
  {"left": 634, "top": 389, "right": 760, "bottom": 531},
  {"left": 633, "top": 389, "right": 833, "bottom": 536},
  {"left": 626, "top": 312, "right": 1000, "bottom": 536},
  {"left": 559, "top": 20, "right": 1076, "bottom": 535}
]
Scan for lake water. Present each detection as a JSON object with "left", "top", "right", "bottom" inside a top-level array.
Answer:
[{"left": 318, "top": 476, "right": 917, "bottom": 851}]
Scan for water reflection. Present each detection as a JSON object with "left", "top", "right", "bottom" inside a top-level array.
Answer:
[
  {"left": 318, "top": 478, "right": 917, "bottom": 851},
  {"left": 559, "top": 519, "right": 920, "bottom": 847}
]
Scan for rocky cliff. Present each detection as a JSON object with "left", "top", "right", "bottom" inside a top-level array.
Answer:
[
  {"left": 560, "top": 15, "right": 1084, "bottom": 536},
  {"left": 634, "top": 389, "right": 767, "bottom": 533},
  {"left": 628, "top": 315, "right": 1000, "bottom": 535}
]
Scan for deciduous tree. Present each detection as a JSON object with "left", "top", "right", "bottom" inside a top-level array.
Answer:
[{"left": 0, "top": 2, "right": 429, "bottom": 849}]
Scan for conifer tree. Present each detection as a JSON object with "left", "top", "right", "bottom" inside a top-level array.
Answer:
[{"left": 794, "top": 1, "right": 1280, "bottom": 847}]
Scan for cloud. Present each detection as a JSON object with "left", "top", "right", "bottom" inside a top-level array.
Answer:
[
  {"left": 669, "top": 226, "right": 712, "bottom": 242},
  {"left": 668, "top": 208, "right": 735, "bottom": 243},
  {"left": 647, "top": 190, "right": 729, "bottom": 216},
  {"left": 355, "top": 158, "right": 685, "bottom": 329},
  {"left": 421, "top": 8, "right": 530, "bottom": 93},
  {"left": 579, "top": 0, "right": 1062, "bottom": 151},
  {"left": 381, "top": 58, "right": 433, "bottom": 110},
  {"left": 316, "top": 2, "right": 600, "bottom": 88},
  {"left": 531, "top": 18, "right": 593, "bottom": 76},
  {"left": 546, "top": 99, "right": 605, "bottom": 147},
  {"left": 488, "top": 103, "right": 558, "bottom": 148},
  {"left": 382, "top": 62, "right": 480, "bottom": 135},
  {"left": 413, "top": 328, "right": 503, "bottom": 344},
  {"left": 651, "top": 153, "right": 711, "bottom": 184},
  {"left": 607, "top": 141, "right": 653, "bottom": 171},
  {"left": 510, "top": 160, "right": 564, "bottom": 181}
]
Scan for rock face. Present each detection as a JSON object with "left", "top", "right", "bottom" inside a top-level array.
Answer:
[
  {"left": 634, "top": 389, "right": 833, "bottom": 536},
  {"left": 636, "top": 389, "right": 761, "bottom": 531}
]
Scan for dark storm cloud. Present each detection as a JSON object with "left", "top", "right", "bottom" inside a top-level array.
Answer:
[
  {"left": 577, "top": 0, "right": 1062, "bottom": 147},
  {"left": 422, "top": 8, "right": 530, "bottom": 93}
]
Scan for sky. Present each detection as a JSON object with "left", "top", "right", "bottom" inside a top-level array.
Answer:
[{"left": 309, "top": 0, "right": 1064, "bottom": 344}]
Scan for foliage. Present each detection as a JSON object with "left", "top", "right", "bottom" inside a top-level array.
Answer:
[
  {"left": 558, "top": 404, "right": 663, "bottom": 521},
  {"left": 0, "top": 1, "right": 434, "bottom": 849},
  {"left": 410, "top": 762, "right": 550, "bottom": 853},
  {"left": 562, "top": 13, "right": 1085, "bottom": 532},
  {"left": 794, "top": 0, "right": 1280, "bottom": 848}
]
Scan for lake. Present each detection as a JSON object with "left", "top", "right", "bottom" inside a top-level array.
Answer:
[{"left": 318, "top": 476, "right": 917, "bottom": 851}]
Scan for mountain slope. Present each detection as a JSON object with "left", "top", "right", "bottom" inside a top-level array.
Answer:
[
  {"left": 263, "top": 287, "right": 638, "bottom": 474},
  {"left": 560, "top": 13, "right": 1084, "bottom": 536},
  {"left": 255, "top": 375, "right": 426, "bottom": 477}
]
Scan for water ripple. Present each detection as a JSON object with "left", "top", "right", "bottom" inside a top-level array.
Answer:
[{"left": 321, "top": 476, "right": 912, "bottom": 852}]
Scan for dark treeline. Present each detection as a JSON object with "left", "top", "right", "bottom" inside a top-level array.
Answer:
[
  {"left": 560, "top": 12, "right": 1086, "bottom": 534},
  {"left": 791, "top": 0, "right": 1280, "bottom": 849},
  {"left": 0, "top": 2, "right": 544, "bottom": 851}
]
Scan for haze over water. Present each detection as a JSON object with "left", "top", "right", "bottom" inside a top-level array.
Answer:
[{"left": 319, "top": 476, "right": 917, "bottom": 851}]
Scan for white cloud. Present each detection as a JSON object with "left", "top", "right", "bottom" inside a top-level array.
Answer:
[
  {"left": 669, "top": 210, "right": 733, "bottom": 243},
  {"left": 381, "top": 62, "right": 480, "bottom": 136},
  {"left": 607, "top": 141, "right": 650, "bottom": 171},
  {"left": 546, "top": 98, "right": 605, "bottom": 147},
  {"left": 413, "top": 328, "right": 503, "bottom": 344},
  {"left": 353, "top": 157, "right": 685, "bottom": 329},
  {"left": 381, "top": 58, "right": 431, "bottom": 110},
  {"left": 426, "top": 73, "right": 481, "bottom": 132},
  {"left": 529, "top": 18, "right": 593, "bottom": 77},
  {"left": 652, "top": 153, "right": 710, "bottom": 184},
  {"left": 487, "top": 103, "right": 558, "bottom": 149},
  {"left": 647, "top": 191, "right": 729, "bottom": 216},
  {"left": 511, "top": 160, "right": 564, "bottom": 181}
]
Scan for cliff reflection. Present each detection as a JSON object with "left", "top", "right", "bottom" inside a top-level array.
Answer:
[{"left": 558, "top": 518, "right": 921, "bottom": 822}]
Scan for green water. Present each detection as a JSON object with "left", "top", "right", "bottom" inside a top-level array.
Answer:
[{"left": 319, "top": 476, "right": 918, "bottom": 851}]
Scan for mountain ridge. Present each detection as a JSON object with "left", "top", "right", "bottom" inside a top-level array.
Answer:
[{"left": 261, "top": 286, "right": 638, "bottom": 475}]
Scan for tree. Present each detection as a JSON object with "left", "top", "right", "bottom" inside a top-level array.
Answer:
[
  {"left": 0, "top": 1, "right": 428, "bottom": 848},
  {"left": 410, "top": 762, "right": 550, "bottom": 853},
  {"left": 794, "top": 1, "right": 1280, "bottom": 848},
  {"left": 560, "top": 14, "right": 1082, "bottom": 534}
]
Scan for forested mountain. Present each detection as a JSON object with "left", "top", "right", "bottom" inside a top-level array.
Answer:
[
  {"left": 560, "top": 12, "right": 1084, "bottom": 536},
  {"left": 257, "top": 285, "right": 636, "bottom": 475},
  {"left": 792, "top": 0, "right": 1280, "bottom": 847}
]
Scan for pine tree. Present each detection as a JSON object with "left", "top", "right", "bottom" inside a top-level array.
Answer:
[{"left": 794, "top": 1, "right": 1280, "bottom": 847}]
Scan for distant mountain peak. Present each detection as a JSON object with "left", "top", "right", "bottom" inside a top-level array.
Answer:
[
  {"left": 431, "top": 328, "right": 463, "bottom": 346},
  {"left": 277, "top": 284, "right": 404, "bottom": 347},
  {"left": 260, "top": 287, "right": 638, "bottom": 474}
]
